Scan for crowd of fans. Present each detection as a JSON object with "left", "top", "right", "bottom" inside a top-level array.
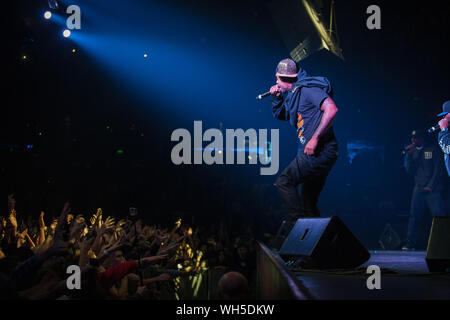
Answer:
[{"left": 0, "top": 194, "right": 261, "bottom": 300}]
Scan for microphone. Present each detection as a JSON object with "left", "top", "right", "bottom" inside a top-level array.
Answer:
[
  {"left": 402, "top": 144, "right": 415, "bottom": 155},
  {"left": 256, "top": 91, "right": 271, "bottom": 100},
  {"left": 428, "top": 124, "right": 441, "bottom": 133}
]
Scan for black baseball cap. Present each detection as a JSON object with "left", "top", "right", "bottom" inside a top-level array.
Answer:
[{"left": 437, "top": 100, "right": 450, "bottom": 117}]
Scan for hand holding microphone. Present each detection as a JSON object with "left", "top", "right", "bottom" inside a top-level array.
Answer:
[
  {"left": 256, "top": 84, "right": 282, "bottom": 100},
  {"left": 256, "top": 92, "right": 271, "bottom": 100},
  {"left": 270, "top": 84, "right": 282, "bottom": 97},
  {"left": 428, "top": 118, "right": 449, "bottom": 133},
  {"left": 438, "top": 118, "right": 449, "bottom": 130},
  {"left": 428, "top": 124, "right": 441, "bottom": 133},
  {"left": 402, "top": 143, "right": 416, "bottom": 155}
]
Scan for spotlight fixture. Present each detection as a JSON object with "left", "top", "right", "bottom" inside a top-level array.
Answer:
[
  {"left": 63, "top": 29, "right": 71, "bottom": 38},
  {"left": 47, "top": 0, "right": 59, "bottom": 10},
  {"left": 268, "top": 0, "right": 343, "bottom": 62},
  {"left": 301, "top": 0, "right": 343, "bottom": 60},
  {"left": 44, "top": 11, "right": 52, "bottom": 20}
]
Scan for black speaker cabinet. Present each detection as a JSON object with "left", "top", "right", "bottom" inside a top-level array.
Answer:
[
  {"left": 426, "top": 216, "right": 450, "bottom": 272},
  {"left": 271, "top": 220, "right": 296, "bottom": 250},
  {"left": 279, "top": 216, "right": 370, "bottom": 269}
]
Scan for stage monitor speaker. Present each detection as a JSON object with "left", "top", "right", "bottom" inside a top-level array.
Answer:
[
  {"left": 426, "top": 216, "right": 450, "bottom": 272},
  {"left": 271, "top": 220, "right": 296, "bottom": 250},
  {"left": 279, "top": 216, "right": 370, "bottom": 269}
]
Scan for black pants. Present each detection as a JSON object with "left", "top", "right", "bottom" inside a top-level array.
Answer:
[
  {"left": 275, "top": 140, "right": 338, "bottom": 222},
  {"left": 406, "top": 186, "right": 447, "bottom": 247}
]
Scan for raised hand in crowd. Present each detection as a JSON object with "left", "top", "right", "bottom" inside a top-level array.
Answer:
[
  {"left": 55, "top": 202, "right": 71, "bottom": 236},
  {"left": 90, "top": 208, "right": 102, "bottom": 228},
  {"left": 101, "top": 216, "right": 116, "bottom": 235},
  {"left": 17, "top": 228, "right": 35, "bottom": 249},
  {"left": 49, "top": 218, "right": 58, "bottom": 234},
  {"left": 69, "top": 215, "right": 87, "bottom": 242},
  {"left": 8, "top": 194, "right": 16, "bottom": 213},
  {"left": 36, "top": 211, "right": 46, "bottom": 246},
  {"left": 78, "top": 236, "right": 95, "bottom": 267},
  {"left": 102, "top": 233, "right": 126, "bottom": 253},
  {"left": 90, "top": 215, "right": 116, "bottom": 256},
  {"left": 5, "top": 208, "right": 19, "bottom": 245},
  {"left": 139, "top": 254, "right": 168, "bottom": 266},
  {"left": 48, "top": 202, "right": 71, "bottom": 254}
]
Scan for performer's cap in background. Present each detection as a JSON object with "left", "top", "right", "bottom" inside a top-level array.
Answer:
[
  {"left": 275, "top": 58, "right": 298, "bottom": 78},
  {"left": 437, "top": 100, "right": 450, "bottom": 117}
]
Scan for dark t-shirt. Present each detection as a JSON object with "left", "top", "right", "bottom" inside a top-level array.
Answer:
[
  {"left": 405, "top": 143, "right": 445, "bottom": 191},
  {"left": 272, "top": 86, "right": 336, "bottom": 151}
]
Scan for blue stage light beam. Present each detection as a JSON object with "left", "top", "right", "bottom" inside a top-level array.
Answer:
[
  {"left": 59, "top": 0, "right": 280, "bottom": 130},
  {"left": 43, "top": 11, "right": 66, "bottom": 26}
]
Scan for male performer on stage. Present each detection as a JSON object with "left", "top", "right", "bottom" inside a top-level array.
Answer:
[
  {"left": 437, "top": 101, "right": 450, "bottom": 176},
  {"left": 269, "top": 58, "right": 339, "bottom": 222},
  {"left": 403, "top": 129, "right": 447, "bottom": 251}
]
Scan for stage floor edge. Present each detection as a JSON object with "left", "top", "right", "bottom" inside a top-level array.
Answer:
[{"left": 257, "top": 243, "right": 450, "bottom": 300}]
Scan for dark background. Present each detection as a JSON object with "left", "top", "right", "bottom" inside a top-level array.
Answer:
[{"left": 3, "top": 0, "right": 450, "bottom": 249}]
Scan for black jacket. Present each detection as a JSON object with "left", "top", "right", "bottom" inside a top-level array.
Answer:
[
  {"left": 405, "top": 143, "right": 445, "bottom": 191},
  {"left": 438, "top": 129, "right": 450, "bottom": 176}
]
